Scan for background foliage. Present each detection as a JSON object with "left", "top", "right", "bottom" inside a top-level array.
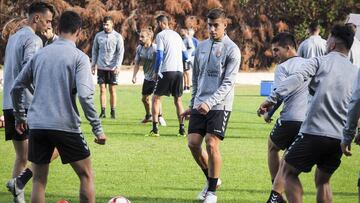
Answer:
[{"left": 1, "top": 0, "right": 359, "bottom": 70}]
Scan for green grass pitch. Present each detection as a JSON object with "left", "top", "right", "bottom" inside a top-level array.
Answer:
[{"left": 0, "top": 85, "right": 358, "bottom": 202}]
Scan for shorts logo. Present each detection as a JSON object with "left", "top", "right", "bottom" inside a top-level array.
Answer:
[
  {"left": 80, "top": 133, "right": 89, "bottom": 151},
  {"left": 214, "top": 129, "right": 222, "bottom": 133},
  {"left": 222, "top": 111, "right": 229, "bottom": 132}
]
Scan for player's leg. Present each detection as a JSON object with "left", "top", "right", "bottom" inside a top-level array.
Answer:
[
  {"left": 70, "top": 157, "right": 95, "bottom": 203},
  {"left": 141, "top": 94, "right": 152, "bottom": 123},
  {"left": 109, "top": 84, "right": 117, "bottom": 119},
  {"left": 11, "top": 140, "right": 28, "bottom": 178},
  {"left": 268, "top": 138, "right": 280, "bottom": 183},
  {"left": 172, "top": 72, "right": 185, "bottom": 136},
  {"left": 188, "top": 133, "right": 208, "bottom": 175},
  {"left": 97, "top": 70, "right": 107, "bottom": 118},
  {"left": 149, "top": 94, "right": 161, "bottom": 135},
  {"left": 205, "top": 134, "right": 221, "bottom": 190},
  {"left": 174, "top": 96, "right": 185, "bottom": 136},
  {"left": 315, "top": 168, "right": 333, "bottom": 203},
  {"left": 30, "top": 163, "right": 49, "bottom": 203},
  {"left": 99, "top": 84, "right": 107, "bottom": 118},
  {"left": 282, "top": 162, "right": 303, "bottom": 203}
]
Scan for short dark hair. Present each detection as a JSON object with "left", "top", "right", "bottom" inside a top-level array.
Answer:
[
  {"left": 330, "top": 24, "right": 354, "bottom": 50},
  {"left": 28, "top": 2, "right": 56, "bottom": 16},
  {"left": 271, "top": 32, "right": 297, "bottom": 49},
  {"left": 156, "top": 15, "right": 168, "bottom": 23},
  {"left": 59, "top": 11, "right": 82, "bottom": 34},
  {"left": 103, "top": 16, "right": 113, "bottom": 23},
  {"left": 345, "top": 23, "right": 357, "bottom": 34},
  {"left": 308, "top": 22, "right": 320, "bottom": 34},
  {"left": 207, "top": 8, "right": 226, "bottom": 20}
]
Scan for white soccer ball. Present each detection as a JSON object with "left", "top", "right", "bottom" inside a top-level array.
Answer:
[{"left": 108, "top": 196, "right": 131, "bottom": 203}]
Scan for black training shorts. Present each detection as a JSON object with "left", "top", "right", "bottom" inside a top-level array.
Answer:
[
  {"left": 188, "top": 109, "right": 231, "bottom": 140},
  {"left": 97, "top": 69, "right": 118, "bottom": 85},
  {"left": 270, "top": 119, "right": 302, "bottom": 150},
  {"left": 153, "top": 71, "right": 183, "bottom": 97},
  {"left": 285, "top": 133, "right": 342, "bottom": 174},
  {"left": 3, "top": 109, "right": 29, "bottom": 141},
  {"left": 28, "top": 129, "right": 90, "bottom": 164},
  {"left": 142, "top": 79, "right": 156, "bottom": 95}
]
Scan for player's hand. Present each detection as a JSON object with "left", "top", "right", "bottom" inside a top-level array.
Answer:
[
  {"left": 180, "top": 108, "right": 191, "bottom": 120},
  {"left": 91, "top": 67, "right": 96, "bottom": 75},
  {"left": 257, "top": 100, "right": 274, "bottom": 117},
  {"left": 197, "top": 103, "right": 210, "bottom": 115},
  {"left": 94, "top": 133, "right": 107, "bottom": 145},
  {"left": 15, "top": 121, "right": 27, "bottom": 135},
  {"left": 263, "top": 112, "right": 273, "bottom": 123},
  {"left": 132, "top": 76, "right": 137, "bottom": 84},
  {"left": 341, "top": 143, "right": 352, "bottom": 156},
  {"left": 152, "top": 73, "right": 158, "bottom": 81},
  {"left": 114, "top": 67, "right": 120, "bottom": 75}
]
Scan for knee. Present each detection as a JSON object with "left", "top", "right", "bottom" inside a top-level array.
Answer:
[
  {"left": 188, "top": 141, "right": 201, "bottom": 151},
  {"left": 100, "top": 87, "right": 106, "bottom": 94},
  {"left": 205, "top": 139, "right": 219, "bottom": 154},
  {"left": 76, "top": 167, "right": 93, "bottom": 180},
  {"left": 142, "top": 96, "right": 149, "bottom": 104}
]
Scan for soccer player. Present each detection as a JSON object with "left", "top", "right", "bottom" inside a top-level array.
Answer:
[
  {"left": 11, "top": 11, "right": 106, "bottom": 203},
  {"left": 181, "top": 8, "right": 241, "bottom": 203},
  {"left": 92, "top": 16, "right": 124, "bottom": 119},
  {"left": 297, "top": 22, "right": 327, "bottom": 58},
  {"left": 146, "top": 15, "right": 187, "bottom": 137},
  {"left": 346, "top": 23, "right": 360, "bottom": 68},
  {"left": 132, "top": 28, "right": 166, "bottom": 125},
  {"left": 259, "top": 24, "right": 357, "bottom": 203},
  {"left": 180, "top": 27, "right": 196, "bottom": 93},
  {"left": 257, "top": 33, "right": 309, "bottom": 203},
  {"left": 2, "top": 2, "right": 55, "bottom": 202}
]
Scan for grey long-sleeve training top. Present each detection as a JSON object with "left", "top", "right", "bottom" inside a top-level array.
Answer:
[
  {"left": 92, "top": 30, "right": 124, "bottom": 71},
  {"left": 3, "top": 26, "right": 43, "bottom": 110},
  {"left": 190, "top": 35, "right": 241, "bottom": 111},
  {"left": 11, "top": 38, "right": 103, "bottom": 136},
  {"left": 267, "top": 51, "right": 358, "bottom": 140},
  {"left": 272, "top": 56, "right": 309, "bottom": 122},
  {"left": 343, "top": 70, "right": 360, "bottom": 145},
  {"left": 297, "top": 35, "right": 327, "bottom": 59}
]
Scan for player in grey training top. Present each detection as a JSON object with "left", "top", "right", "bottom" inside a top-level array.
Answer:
[
  {"left": 180, "top": 27, "right": 196, "bottom": 93},
  {"left": 258, "top": 33, "right": 309, "bottom": 203},
  {"left": 92, "top": 16, "right": 124, "bottom": 119},
  {"left": 181, "top": 8, "right": 241, "bottom": 203},
  {"left": 132, "top": 28, "right": 166, "bottom": 125},
  {"left": 2, "top": 2, "right": 55, "bottom": 202},
  {"left": 297, "top": 22, "right": 327, "bottom": 58},
  {"left": 259, "top": 24, "right": 357, "bottom": 203},
  {"left": 146, "top": 15, "right": 187, "bottom": 137},
  {"left": 346, "top": 23, "right": 360, "bottom": 68},
  {"left": 11, "top": 11, "right": 106, "bottom": 203}
]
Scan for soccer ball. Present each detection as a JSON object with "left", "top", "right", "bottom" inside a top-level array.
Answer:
[
  {"left": 108, "top": 196, "right": 131, "bottom": 203},
  {"left": 56, "top": 199, "right": 69, "bottom": 203}
]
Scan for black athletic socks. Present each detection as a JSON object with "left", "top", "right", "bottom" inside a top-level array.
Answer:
[
  {"left": 266, "top": 190, "right": 286, "bottom": 203},
  {"left": 152, "top": 122, "right": 158, "bottom": 133},
  {"left": 202, "top": 168, "right": 209, "bottom": 180},
  {"left": 99, "top": 107, "right": 106, "bottom": 118},
  {"left": 16, "top": 168, "right": 33, "bottom": 189},
  {"left": 179, "top": 123, "right": 185, "bottom": 134},
  {"left": 111, "top": 107, "right": 116, "bottom": 119},
  {"left": 208, "top": 178, "right": 218, "bottom": 192}
]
